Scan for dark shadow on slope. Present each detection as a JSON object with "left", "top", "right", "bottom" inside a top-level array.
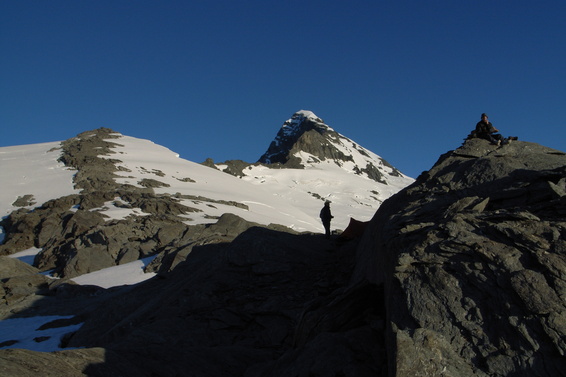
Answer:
[
  {"left": 77, "top": 228, "right": 388, "bottom": 376},
  {"left": 47, "top": 227, "right": 386, "bottom": 377}
]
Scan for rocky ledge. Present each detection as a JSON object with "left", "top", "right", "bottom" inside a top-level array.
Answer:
[{"left": 355, "top": 138, "right": 566, "bottom": 376}]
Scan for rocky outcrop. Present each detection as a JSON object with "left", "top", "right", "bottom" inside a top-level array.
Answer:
[
  {"left": 68, "top": 228, "right": 382, "bottom": 377},
  {"left": 354, "top": 139, "right": 566, "bottom": 376},
  {"left": 145, "top": 212, "right": 291, "bottom": 273},
  {"left": 0, "top": 129, "right": 256, "bottom": 278}
]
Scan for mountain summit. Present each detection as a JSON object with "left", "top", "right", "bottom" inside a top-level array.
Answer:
[
  {"left": 258, "top": 110, "right": 328, "bottom": 165},
  {"left": 208, "top": 111, "right": 413, "bottom": 223},
  {"left": 258, "top": 110, "right": 403, "bottom": 184}
]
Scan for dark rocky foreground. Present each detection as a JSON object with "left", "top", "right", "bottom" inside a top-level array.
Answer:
[
  {"left": 355, "top": 139, "right": 566, "bottom": 376},
  {"left": 1, "top": 135, "right": 565, "bottom": 376},
  {"left": 1, "top": 228, "right": 382, "bottom": 377}
]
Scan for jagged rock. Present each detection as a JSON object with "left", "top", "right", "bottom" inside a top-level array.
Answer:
[
  {"left": 64, "top": 210, "right": 107, "bottom": 238},
  {"left": 138, "top": 178, "right": 170, "bottom": 188},
  {"left": 217, "top": 159, "right": 255, "bottom": 177},
  {"left": 212, "top": 212, "right": 267, "bottom": 238},
  {"left": 0, "top": 257, "right": 51, "bottom": 308},
  {"left": 11, "top": 194, "right": 36, "bottom": 207},
  {"left": 259, "top": 111, "right": 330, "bottom": 165},
  {"left": 61, "top": 246, "right": 117, "bottom": 278},
  {"left": 257, "top": 110, "right": 403, "bottom": 182},
  {"left": 173, "top": 194, "right": 249, "bottom": 211},
  {"left": 354, "top": 139, "right": 566, "bottom": 376},
  {"left": 1, "top": 274, "right": 51, "bottom": 306},
  {"left": 200, "top": 157, "right": 218, "bottom": 169},
  {"left": 0, "top": 209, "right": 41, "bottom": 255},
  {"left": 58, "top": 128, "right": 122, "bottom": 193},
  {"left": 121, "top": 192, "right": 200, "bottom": 215},
  {"left": 0, "top": 256, "right": 39, "bottom": 279},
  {"left": 155, "top": 222, "right": 188, "bottom": 247},
  {"left": 146, "top": 213, "right": 287, "bottom": 273}
]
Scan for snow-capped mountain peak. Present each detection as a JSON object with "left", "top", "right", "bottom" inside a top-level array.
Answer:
[
  {"left": 259, "top": 110, "right": 329, "bottom": 165},
  {"left": 257, "top": 110, "right": 407, "bottom": 184},
  {"left": 207, "top": 111, "right": 414, "bottom": 230},
  {"left": 280, "top": 110, "right": 327, "bottom": 136}
]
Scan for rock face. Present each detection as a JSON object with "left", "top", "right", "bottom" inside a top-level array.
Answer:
[
  {"left": 259, "top": 110, "right": 404, "bottom": 182},
  {"left": 209, "top": 110, "right": 406, "bottom": 187},
  {"left": 354, "top": 139, "right": 566, "bottom": 376}
]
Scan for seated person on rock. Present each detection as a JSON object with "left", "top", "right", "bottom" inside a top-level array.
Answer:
[{"left": 470, "top": 113, "right": 517, "bottom": 146}]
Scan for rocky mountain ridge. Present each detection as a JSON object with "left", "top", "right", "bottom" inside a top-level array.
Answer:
[
  {"left": 0, "top": 128, "right": 301, "bottom": 279},
  {"left": 1, "top": 122, "right": 565, "bottom": 376},
  {"left": 210, "top": 110, "right": 406, "bottom": 185}
]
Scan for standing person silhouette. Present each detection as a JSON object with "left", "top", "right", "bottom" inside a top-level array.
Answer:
[{"left": 320, "top": 201, "right": 333, "bottom": 239}]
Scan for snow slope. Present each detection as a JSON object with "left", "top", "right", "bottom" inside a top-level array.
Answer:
[
  {"left": 0, "top": 142, "right": 79, "bottom": 218},
  {"left": 103, "top": 135, "right": 323, "bottom": 232}
]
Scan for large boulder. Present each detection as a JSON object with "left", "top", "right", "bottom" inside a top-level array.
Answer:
[
  {"left": 0, "top": 257, "right": 50, "bottom": 308},
  {"left": 0, "top": 256, "right": 39, "bottom": 279},
  {"left": 354, "top": 139, "right": 566, "bottom": 376}
]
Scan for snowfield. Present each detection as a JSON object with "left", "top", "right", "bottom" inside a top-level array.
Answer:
[{"left": 104, "top": 135, "right": 323, "bottom": 231}]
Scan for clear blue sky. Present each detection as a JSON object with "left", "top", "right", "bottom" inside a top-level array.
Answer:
[{"left": 2, "top": 1, "right": 565, "bottom": 178}]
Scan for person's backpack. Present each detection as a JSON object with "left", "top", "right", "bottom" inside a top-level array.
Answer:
[{"left": 465, "top": 129, "right": 478, "bottom": 140}]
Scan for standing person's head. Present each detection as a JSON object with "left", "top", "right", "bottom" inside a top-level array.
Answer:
[
  {"left": 481, "top": 113, "right": 488, "bottom": 122},
  {"left": 325, "top": 200, "right": 331, "bottom": 207}
]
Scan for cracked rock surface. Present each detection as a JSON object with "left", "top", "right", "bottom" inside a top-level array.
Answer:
[{"left": 355, "top": 139, "right": 566, "bottom": 376}]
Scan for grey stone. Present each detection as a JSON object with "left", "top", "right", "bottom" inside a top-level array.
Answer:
[
  {"left": 0, "top": 256, "right": 39, "bottom": 278},
  {"left": 354, "top": 139, "right": 566, "bottom": 376}
]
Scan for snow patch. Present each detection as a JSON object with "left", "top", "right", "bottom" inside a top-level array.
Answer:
[
  {"left": 0, "top": 142, "right": 80, "bottom": 218},
  {"left": 0, "top": 316, "right": 82, "bottom": 352},
  {"left": 70, "top": 256, "right": 158, "bottom": 289}
]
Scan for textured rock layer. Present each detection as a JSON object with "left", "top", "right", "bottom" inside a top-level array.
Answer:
[{"left": 355, "top": 139, "right": 566, "bottom": 376}]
